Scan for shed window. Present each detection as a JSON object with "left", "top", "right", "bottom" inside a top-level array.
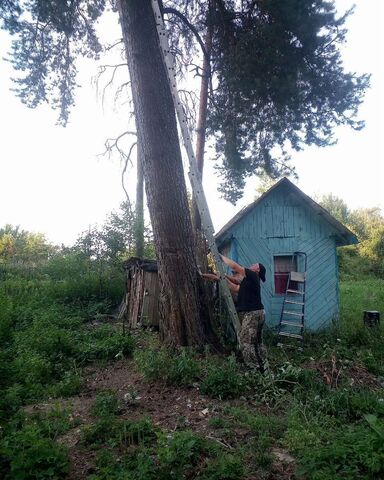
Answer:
[{"left": 274, "top": 255, "right": 296, "bottom": 294}]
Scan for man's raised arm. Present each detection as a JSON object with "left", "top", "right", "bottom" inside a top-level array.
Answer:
[{"left": 220, "top": 254, "right": 245, "bottom": 276}]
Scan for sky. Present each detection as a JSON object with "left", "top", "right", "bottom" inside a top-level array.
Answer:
[{"left": 0, "top": 0, "right": 383, "bottom": 246}]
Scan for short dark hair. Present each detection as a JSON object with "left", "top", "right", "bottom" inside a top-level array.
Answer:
[{"left": 259, "top": 263, "right": 266, "bottom": 282}]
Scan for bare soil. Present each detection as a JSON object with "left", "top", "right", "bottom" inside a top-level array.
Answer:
[{"left": 46, "top": 358, "right": 296, "bottom": 480}]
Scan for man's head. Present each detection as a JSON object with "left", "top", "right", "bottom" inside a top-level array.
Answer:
[{"left": 249, "top": 263, "right": 266, "bottom": 282}]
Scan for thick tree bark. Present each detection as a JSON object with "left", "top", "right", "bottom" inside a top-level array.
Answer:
[
  {"left": 117, "top": 0, "right": 216, "bottom": 348},
  {"left": 135, "top": 142, "right": 144, "bottom": 258}
]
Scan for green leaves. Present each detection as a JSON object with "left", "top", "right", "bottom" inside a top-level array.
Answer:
[
  {"left": 208, "top": 0, "right": 370, "bottom": 202},
  {"left": 2, "top": 0, "right": 106, "bottom": 125}
]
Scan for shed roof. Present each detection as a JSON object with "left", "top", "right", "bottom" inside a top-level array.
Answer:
[{"left": 215, "top": 177, "right": 358, "bottom": 247}]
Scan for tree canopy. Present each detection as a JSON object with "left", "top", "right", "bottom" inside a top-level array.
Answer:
[
  {"left": 1, "top": 0, "right": 370, "bottom": 203},
  {"left": 208, "top": 0, "right": 369, "bottom": 201}
]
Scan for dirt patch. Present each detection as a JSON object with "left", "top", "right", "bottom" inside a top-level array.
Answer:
[
  {"left": 46, "top": 358, "right": 293, "bottom": 479},
  {"left": 303, "top": 355, "right": 381, "bottom": 390},
  {"left": 81, "top": 358, "right": 252, "bottom": 438}
]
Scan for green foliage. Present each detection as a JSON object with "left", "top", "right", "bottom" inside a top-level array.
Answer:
[
  {"left": 316, "top": 196, "right": 384, "bottom": 279},
  {"left": 81, "top": 417, "right": 157, "bottom": 449},
  {"left": 200, "top": 355, "right": 245, "bottom": 399},
  {"left": 157, "top": 431, "right": 212, "bottom": 479},
  {"left": 317, "top": 193, "right": 351, "bottom": 225},
  {"left": 201, "top": 454, "right": 245, "bottom": 480},
  {"left": 49, "top": 370, "right": 83, "bottom": 397},
  {"left": 88, "top": 430, "right": 239, "bottom": 480},
  {"left": 0, "top": 224, "right": 56, "bottom": 265},
  {"left": 222, "top": 407, "right": 286, "bottom": 468},
  {"left": 79, "top": 325, "right": 135, "bottom": 363},
  {"left": 135, "top": 345, "right": 201, "bottom": 386},
  {"left": 91, "top": 391, "right": 120, "bottom": 418},
  {"left": 0, "top": 425, "right": 69, "bottom": 480},
  {"left": 208, "top": 1, "right": 369, "bottom": 202},
  {"left": 0, "top": 242, "right": 135, "bottom": 429},
  {"left": 285, "top": 412, "right": 384, "bottom": 479}
]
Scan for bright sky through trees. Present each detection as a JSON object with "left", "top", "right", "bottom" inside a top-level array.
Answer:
[{"left": 0, "top": 0, "right": 383, "bottom": 246}]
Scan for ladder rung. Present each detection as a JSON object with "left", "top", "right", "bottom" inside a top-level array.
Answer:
[
  {"left": 289, "top": 271, "right": 306, "bottom": 282},
  {"left": 280, "top": 320, "right": 304, "bottom": 328},
  {"left": 278, "top": 332, "right": 303, "bottom": 339},
  {"left": 283, "top": 310, "right": 304, "bottom": 317},
  {"left": 286, "top": 289, "right": 303, "bottom": 295},
  {"left": 285, "top": 300, "right": 305, "bottom": 305}
]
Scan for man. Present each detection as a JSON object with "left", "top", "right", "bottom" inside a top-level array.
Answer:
[{"left": 202, "top": 254, "right": 267, "bottom": 371}]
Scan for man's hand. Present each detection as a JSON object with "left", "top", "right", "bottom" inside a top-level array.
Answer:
[
  {"left": 201, "top": 272, "right": 220, "bottom": 281},
  {"left": 219, "top": 254, "right": 245, "bottom": 276}
]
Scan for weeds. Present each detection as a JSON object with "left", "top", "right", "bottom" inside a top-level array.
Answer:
[
  {"left": 200, "top": 355, "right": 245, "bottom": 399},
  {"left": 0, "top": 406, "right": 74, "bottom": 480},
  {"left": 134, "top": 344, "right": 201, "bottom": 386},
  {"left": 1, "top": 255, "right": 383, "bottom": 480},
  {"left": 91, "top": 391, "right": 120, "bottom": 417}
]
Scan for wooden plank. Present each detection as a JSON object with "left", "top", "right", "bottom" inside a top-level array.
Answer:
[
  {"left": 151, "top": 272, "right": 160, "bottom": 327},
  {"left": 284, "top": 206, "right": 295, "bottom": 237}
]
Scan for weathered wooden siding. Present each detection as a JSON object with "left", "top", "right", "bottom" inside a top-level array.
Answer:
[
  {"left": 141, "top": 271, "right": 160, "bottom": 327},
  {"left": 221, "top": 184, "right": 340, "bottom": 331},
  {"left": 124, "top": 259, "right": 159, "bottom": 329}
]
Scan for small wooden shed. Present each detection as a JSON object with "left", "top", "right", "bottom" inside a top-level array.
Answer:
[
  {"left": 215, "top": 178, "right": 358, "bottom": 331},
  {"left": 122, "top": 257, "right": 160, "bottom": 329}
]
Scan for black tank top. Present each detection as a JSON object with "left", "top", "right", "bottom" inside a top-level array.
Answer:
[{"left": 236, "top": 268, "right": 264, "bottom": 312}]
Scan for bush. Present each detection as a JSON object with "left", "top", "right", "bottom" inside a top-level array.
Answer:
[
  {"left": 296, "top": 421, "right": 384, "bottom": 479},
  {"left": 79, "top": 326, "right": 135, "bottom": 363},
  {"left": 135, "top": 346, "right": 200, "bottom": 387},
  {"left": 91, "top": 390, "right": 119, "bottom": 417},
  {"left": 0, "top": 425, "right": 69, "bottom": 480},
  {"left": 81, "top": 417, "right": 156, "bottom": 449},
  {"left": 157, "top": 431, "right": 213, "bottom": 479},
  {"left": 200, "top": 355, "right": 245, "bottom": 399},
  {"left": 202, "top": 454, "right": 245, "bottom": 480},
  {"left": 49, "top": 370, "right": 83, "bottom": 397}
]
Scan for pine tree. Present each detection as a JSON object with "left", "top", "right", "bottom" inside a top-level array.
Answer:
[
  {"left": 1, "top": 0, "right": 369, "bottom": 347},
  {"left": 165, "top": 1, "right": 369, "bottom": 203},
  {"left": 1, "top": 0, "right": 216, "bottom": 348}
]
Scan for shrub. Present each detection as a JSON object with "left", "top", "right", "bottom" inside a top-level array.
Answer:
[
  {"left": 79, "top": 326, "right": 135, "bottom": 363},
  {"left": 157, "top": 431, "right": 213, "bottom": 479},
  {"left": 167, "top": 349, "right": 201, "bottom": 386},
  {"left": 81, "top": 417, "right": 156, "bottom": 449},
  {"left": 135, "top": 346, "right": 200, "bottom": 387},
  {"left": 0, "top": 425, "right": 69, "bottom": 480},
  {"left": 91, "top": 390, "right": 119, "bottom": 417},
  {"left": 200, "top": 355, "right": 245, "bottom": 399},
  {"left": 296, "top": 421, "right": 384, "bottom": 479},
  {"left": 49, "top": 370, "right": 83, "bottom": 397},
  {"left": 201, "top": 454, "right": 245, "bottom": 480},
  {"left": 309, "top": 388, "right": 384, "bottom": 421}
]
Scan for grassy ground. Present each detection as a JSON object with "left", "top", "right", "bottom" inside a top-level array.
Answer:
[{"left": 0, "top": 276, "right": 383, "bottom": 479}]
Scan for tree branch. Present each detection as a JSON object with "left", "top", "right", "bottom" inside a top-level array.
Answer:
[{"left": 163, "top": 7, "right": 211, "bottom": 75}]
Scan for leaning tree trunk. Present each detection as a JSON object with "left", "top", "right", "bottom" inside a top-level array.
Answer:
[
  {"left": 135, "top": 142, "right": 144, "bottom": 259},
  {"left": 117, "top": 0, "right": 217, "bottom": 348}
]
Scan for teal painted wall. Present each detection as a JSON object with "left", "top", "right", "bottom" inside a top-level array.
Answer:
[{"left": 218, "top": 184, "right": 341, "bottom": 331}]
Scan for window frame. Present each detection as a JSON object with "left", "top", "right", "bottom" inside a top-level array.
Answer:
[{"left": 273, "top": 254, "right": 296, "bottom": 295}]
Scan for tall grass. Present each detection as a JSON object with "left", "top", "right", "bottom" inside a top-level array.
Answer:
[{"left": 1, "top": 258, "right": 383, "bottom": 479}]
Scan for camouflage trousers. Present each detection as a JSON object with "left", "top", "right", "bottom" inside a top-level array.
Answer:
[{"left": 238, "top": 310, "right": 266, "bottom": 371}]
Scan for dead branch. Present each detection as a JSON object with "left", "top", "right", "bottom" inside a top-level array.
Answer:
[
  {"left": 121, "top": 142, "right": 138, "bottom": 207},
  {"left": 94, "top": 63, "right": 129, "bottom": 108},
  {"left": 104, "top": 39, "right": 124, "bottom": 52},
  {"left": 98, "top": 131, "right": 138, "bottom": 214}
]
